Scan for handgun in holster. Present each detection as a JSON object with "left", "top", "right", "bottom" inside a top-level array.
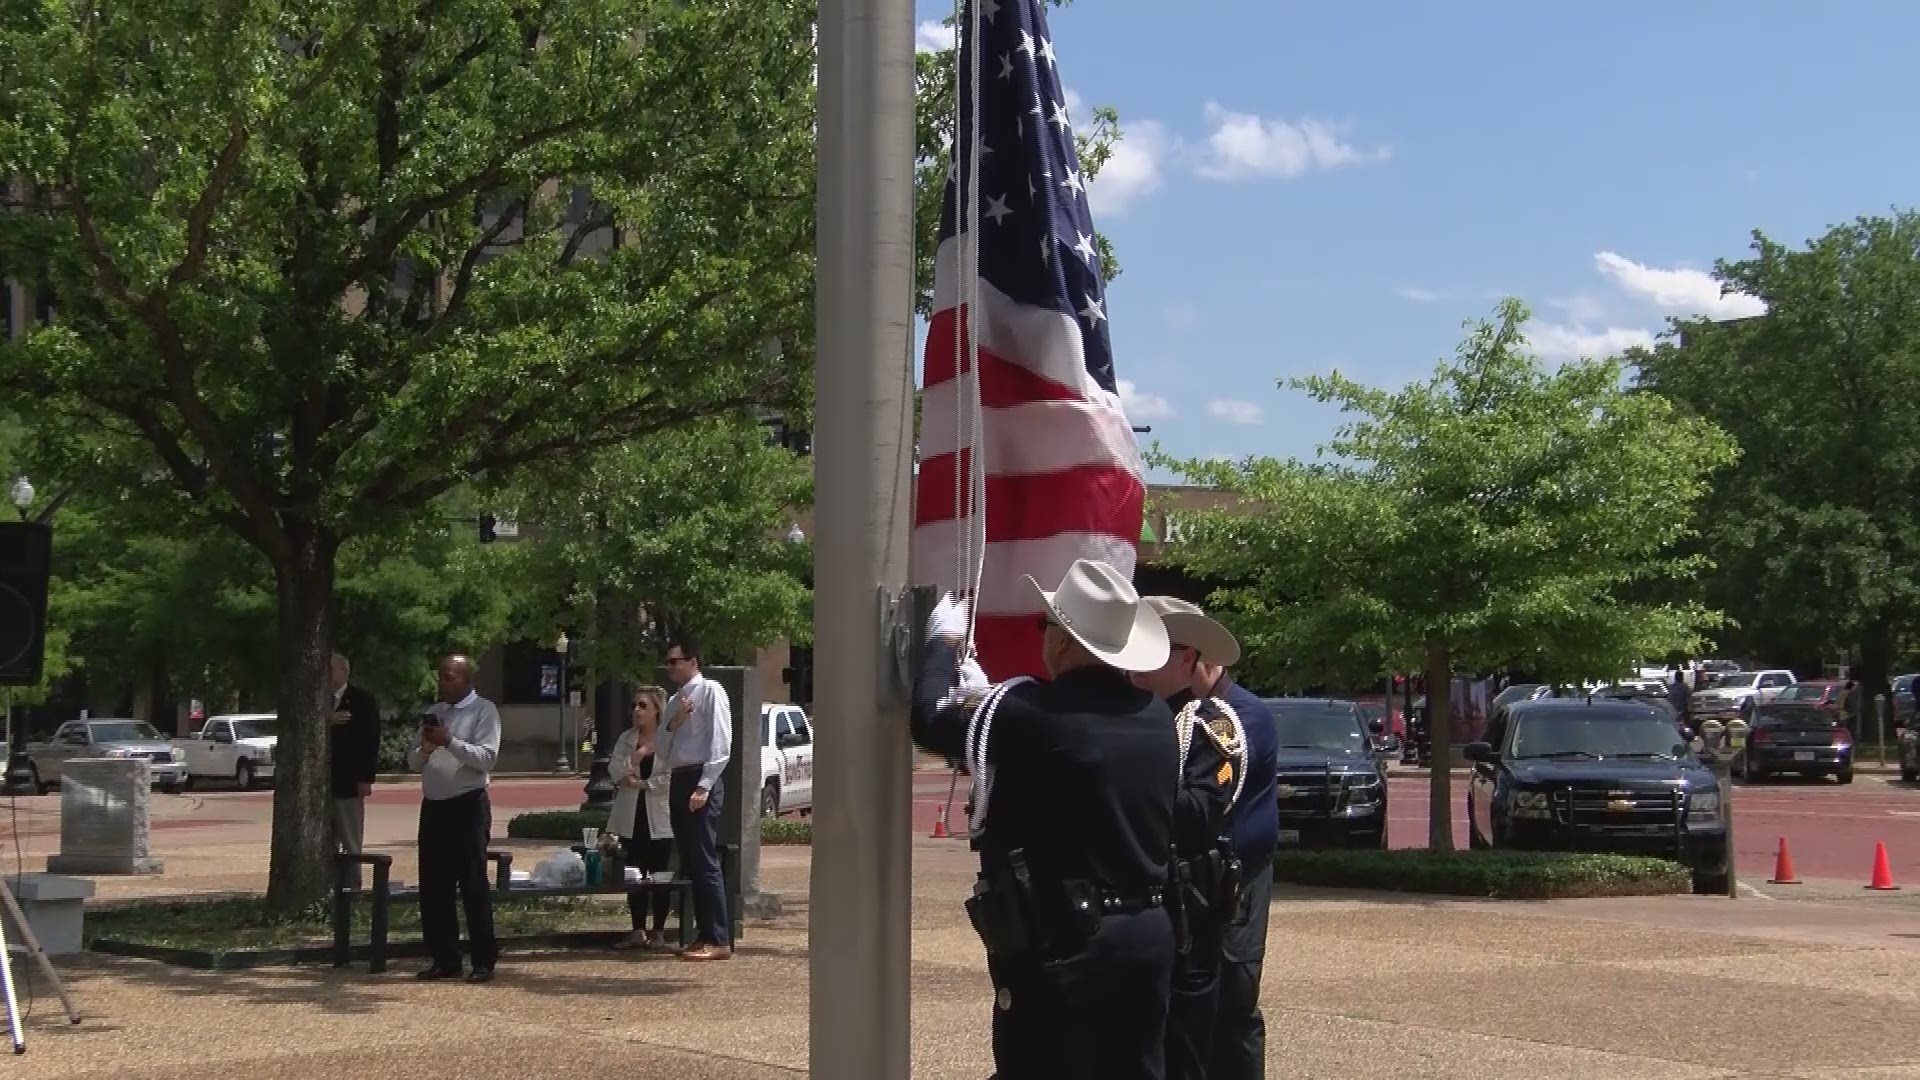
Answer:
[
  {"left": 1168, "top": 859, "right": 1193, "bottom": 957},
  {"left": 963, "top": 849, "right": 1038, "bottom": 958},
  {"left": 1214, "top": 841, "right": 1244, "bottom": 916}
]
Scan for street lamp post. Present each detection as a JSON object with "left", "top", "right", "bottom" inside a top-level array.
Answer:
[
  {"left": 555, "top": 632, "right": 571, "bottom": 773},
  {"left": 5, "top": 477, "right": 40, "bottom": 794}
]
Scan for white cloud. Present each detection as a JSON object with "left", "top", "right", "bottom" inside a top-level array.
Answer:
[
  {"left": 1119, "top": 379, "right": 1175, "bottom": 421},
  {"left": 1088, "top": 119, "right": 1168, "bottom": 217},
  {"left": 915, "top": 20, "right": 954, "bottom": 53},
  {"left": 1194, "top": 103, "right": 1388, "bottom": 181},
  {"left": 1207, "top": 399, "right": 1265, "bottom": 425},
  {"left": 1396, "top": 285, "right": 1444, "bottom": 303},
  {"left": 1522, "top": 321, "right": 1656, "bottom": 363},
  {"left": 1593, "top": 251, "right": 1766, "bottom": 320}
]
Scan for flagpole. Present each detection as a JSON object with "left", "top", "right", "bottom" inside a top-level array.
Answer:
[{"left": 810, "top": 0, "right": 917, "bottom": 1076}]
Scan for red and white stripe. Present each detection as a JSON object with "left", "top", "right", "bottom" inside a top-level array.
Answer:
[{"left": 911, "top": 237, "right": 1147, "bottom": 681}]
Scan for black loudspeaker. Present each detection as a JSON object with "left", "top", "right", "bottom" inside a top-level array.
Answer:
[{"left": 0, "top": 522, "right": 52, "bottom": 686}]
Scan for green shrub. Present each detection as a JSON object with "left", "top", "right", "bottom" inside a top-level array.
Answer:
[
  {"left": 1270, "top": 848, "right": 1691, "bottom": 900},
  {"left": 377, "top": 722, "right": 417, "bottom": 774},
  {"left": 505, "top": 808, "right": 813, "bottom": 846},
  {"left": 761, "top": 818, "right": 813, "bottom": 845},
  {"left": 506, "top": 808, "right": 611, "bottom": 841}
]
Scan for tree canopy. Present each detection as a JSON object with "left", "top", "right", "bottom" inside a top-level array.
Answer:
[
  {"left": 1631, "top": 209, "right": 1920, "bottom": 705},
  {"left": 1155, "top": 298, "right": 1737, "bottom": 847}
]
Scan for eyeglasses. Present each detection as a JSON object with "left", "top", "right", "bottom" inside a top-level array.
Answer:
[{"left": 665, "top": 656, "right": 689, "bottom": 666}]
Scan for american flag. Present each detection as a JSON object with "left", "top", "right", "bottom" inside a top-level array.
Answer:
[{"left": 911, "top": 0, "right": 1147, "bottom": 682}]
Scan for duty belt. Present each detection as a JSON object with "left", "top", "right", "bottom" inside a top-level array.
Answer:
[{"left": 1072, "top": 886, "right": 1164, "bottom": 916}]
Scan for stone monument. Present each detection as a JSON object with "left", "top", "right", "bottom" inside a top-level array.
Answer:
[{"left": 46, "top": 758, "right": 165, "bottom": 875}]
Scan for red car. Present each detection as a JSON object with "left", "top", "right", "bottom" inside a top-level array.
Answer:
[{"left": 1770, "top": 680, "right": 1849, "bottom": 717}]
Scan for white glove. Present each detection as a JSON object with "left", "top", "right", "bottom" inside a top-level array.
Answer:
[
  {"left": 926, "top": 591, "right": 971, "bottom": 643},
  {"left": 957, "top": 652, "right": 989, "bottom": 691}
]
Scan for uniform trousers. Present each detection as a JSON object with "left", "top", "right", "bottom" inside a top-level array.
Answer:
[
  {"left": 1166, "top": 900, "right": 1225, "bottom": 1080},
  {"left": 417, "top": 788, "right": 498, "bottom": 973},
  {"left": 1208, "top": 858, "right": 1272, "bottom": 1080},
  {"left": 986, "top": 906, "right": 1175, "bottom": 1080}
]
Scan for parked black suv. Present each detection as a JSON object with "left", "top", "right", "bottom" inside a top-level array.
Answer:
[
  {"left": 1262, "top": 698, "right": 1390, "bottom": 850},
  {"left": 1464, "top": 698, "right": 1730, "bottom": 893}
]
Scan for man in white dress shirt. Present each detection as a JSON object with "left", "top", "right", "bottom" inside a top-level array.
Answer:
[
  {"left": 406, "top": 653, "right": 502, "bottom": 983},
  {"left": 660, "top": 638, "right": 734, "bottom": 961}
]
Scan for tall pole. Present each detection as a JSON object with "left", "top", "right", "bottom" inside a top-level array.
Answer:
[{"left": 810, "top": 0, "right": 916, "bottom": 1075}]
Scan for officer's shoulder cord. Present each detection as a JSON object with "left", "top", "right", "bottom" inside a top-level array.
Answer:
[
  {"left": 1174, "top": 696, "right": 1249, "bottom": 811},
  {"left": 961, "top": 674, "right": 1036, "bottom": 838}
]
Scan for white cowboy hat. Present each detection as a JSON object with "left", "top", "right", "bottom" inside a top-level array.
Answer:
[
  {"left": 1021, "top": 559, "right": 1170, "bottom": 674},
  {"left": 1142, "top": 596, "right": 1241, "bottom": 667}
]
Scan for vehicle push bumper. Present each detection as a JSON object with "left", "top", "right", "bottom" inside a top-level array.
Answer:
[
  {"left": 1502, "top": 787, "right": 1728, "bottom": 874},
  {"left": 1274, "top": 768, "right": 1388, "bottom": 849}
]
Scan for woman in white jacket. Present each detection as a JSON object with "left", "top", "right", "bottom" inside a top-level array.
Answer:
[{"left": 610, "top": 685, "right": 676, "bottom": 949}]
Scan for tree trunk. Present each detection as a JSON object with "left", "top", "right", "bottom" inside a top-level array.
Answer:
[
  {"left": 1425, "top": 637, "right": 1454, "bottom": 852},
  {"left": 264, "top": 530, "right": 339, "bottom": 914},
  {"left": 1857, "top": 634, "right": 1894, "bottom": 749}
]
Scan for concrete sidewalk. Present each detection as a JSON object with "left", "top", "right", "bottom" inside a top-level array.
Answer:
[{"left": 16, "top": 830, "right": 1920, "bottom": 1076}]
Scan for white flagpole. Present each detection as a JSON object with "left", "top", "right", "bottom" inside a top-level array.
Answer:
[{"left": 810, "top": 0, "right": 918, "bottom": 1076}]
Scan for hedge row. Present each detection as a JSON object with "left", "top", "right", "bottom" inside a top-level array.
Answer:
[
  {"left": 506, "top": 808, "right": 814, "bottom": 846},
  {"left": 1270, "top": 848, "right": 1692, "bottom": 899}
]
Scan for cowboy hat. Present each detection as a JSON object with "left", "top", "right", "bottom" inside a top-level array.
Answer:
[
  {"left": 1022, "top": 559, "right": 1170, "bottom": 674},
  {"left": 1142, "top": 596, "right": 1241, "bottom": 667}
]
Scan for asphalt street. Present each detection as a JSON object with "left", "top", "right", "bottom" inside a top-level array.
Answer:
[{"left": 8, "top": 765, "right": 1919, "bottom": 888}]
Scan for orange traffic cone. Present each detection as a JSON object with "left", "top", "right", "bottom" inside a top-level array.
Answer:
[
  {"left": 930, "top": 816, "right": 950, "bottom": 839},
  {"left": 1767, "top": 837, "right": 1801, "bottom": 885},
  {"left": 1868, "top": 842, "right": 1900, "bottom": 891}
]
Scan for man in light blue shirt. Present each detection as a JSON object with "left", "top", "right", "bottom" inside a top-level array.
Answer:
[
  {"left": 660, "top": 638, "right": 733, "bottom": 961},
  {"left": 406, "top": 653, "right": 502, "bottom": 983}
]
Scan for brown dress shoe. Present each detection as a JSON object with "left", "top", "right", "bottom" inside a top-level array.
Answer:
[{"left": 680, "top": 943, "right": 733, "bottom": 962}]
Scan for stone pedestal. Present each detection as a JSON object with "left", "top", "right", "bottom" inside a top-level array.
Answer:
[
  {"left": 46, "top": 758, "right": 165, "bottom": 875},
  {"left": 2, "top": 873, "right": 96, "bottom": 955}
]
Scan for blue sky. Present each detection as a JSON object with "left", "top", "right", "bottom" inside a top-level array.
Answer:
[{"left": 911, "top": 0, "right": 1919, "bottom": 475}]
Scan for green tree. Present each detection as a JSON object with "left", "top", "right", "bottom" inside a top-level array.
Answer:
[
  {"left": 490, "top": 416, "right": 811, "bottom": 676},
  {"left": 1155, "top": 299, "right": 1737, "bottom": 849},
  {"left": 0, "top": 0, "right": 816, "bottom": 909},
  {"left": 1632, "top": 210, "right": 1920, "bottom": 716}
]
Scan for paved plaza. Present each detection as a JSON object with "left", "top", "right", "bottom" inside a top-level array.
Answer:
[{"left": 9, "top": 779, "right": 1920, "bottom": 1076}]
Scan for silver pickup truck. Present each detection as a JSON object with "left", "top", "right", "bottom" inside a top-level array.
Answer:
[{"left": 23, "top": 718, "right": 189, "bottom": 794}]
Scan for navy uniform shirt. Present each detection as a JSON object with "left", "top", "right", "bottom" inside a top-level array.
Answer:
[
  {"left": 1173, "top": 705, "right": 1235, "bottom": 862},
  {"left": 911, "top": 638, "right": 1179, "bottom": 899},
  {"left": 1173, "top": 676, "right": 1278, "bottom": 866}
]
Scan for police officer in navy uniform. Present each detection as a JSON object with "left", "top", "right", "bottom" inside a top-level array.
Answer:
[
  {"left": 1134, "top": 597, "right": 1249, "bottom": 1080},
  {"left": 1150, "top": 600, "right": 1280, "bottom": 1080},
  {"left": 911, "top": 559, "right": 1181, "bottom": 1080}
]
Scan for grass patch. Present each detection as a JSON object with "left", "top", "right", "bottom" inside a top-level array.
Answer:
[
  {"left": 86, "top": 894, "right": 629, "bottom": 953},
  {"left": 506, "top": 809, "right": 814, "bottom": 845},
  {"left": 1271, "top": 848, "right": 1691, "bottom": 900}
]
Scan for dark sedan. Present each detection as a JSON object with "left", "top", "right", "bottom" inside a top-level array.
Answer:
[
  {"left": 1739, "top": 703, "right": 1853, "bottom": 784},
  {"left": 1263, "top": 698, "right": 1389, "bottom": 850},
  {"left": 1465, "top": 698, "right": 1729, "bottom": 893}
]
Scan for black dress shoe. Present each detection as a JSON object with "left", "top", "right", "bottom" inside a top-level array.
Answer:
[
  {"left": 465, "top": 968, "right": 496, "bottom": 984},
  {"left": 415, "top": 966, "right": 462, "bottom": 981}
]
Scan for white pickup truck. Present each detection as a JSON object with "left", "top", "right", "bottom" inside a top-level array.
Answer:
[
  {"left": 1690, "top": 669, "right": 1796, "bottom": 719},
  {"left": 176, "top": 713, "right": 279, "bottom": 789},
  {"left": 759, "top": 703, "right": 815, "bottom": 818}
]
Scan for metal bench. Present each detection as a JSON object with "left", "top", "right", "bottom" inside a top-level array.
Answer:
[{"left": 330, "top": 849, "right": 730, "bottom": 973}]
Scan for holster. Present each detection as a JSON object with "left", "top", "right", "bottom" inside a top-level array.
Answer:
[
  {"left": 964, "top": 850, "right": 1040, "bottom": 959},
  {"left": 1215, "top": 846, "right": 1244, "bottom": 917},
  {"left": 1168, "top": 861, "right": 1193, "bottom": 957}
]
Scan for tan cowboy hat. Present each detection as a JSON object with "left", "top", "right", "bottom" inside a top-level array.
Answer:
[
  {"left": 1022, "top": 559, "right": 1170, "bottom": 674},
  {"left": 1143, "top": 595, "right": 1241, "bottom": 667}
]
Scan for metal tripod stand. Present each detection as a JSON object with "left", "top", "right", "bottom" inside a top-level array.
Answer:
[{"left": 0, "top": 854, "right": 82, "bottom": 1053}]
